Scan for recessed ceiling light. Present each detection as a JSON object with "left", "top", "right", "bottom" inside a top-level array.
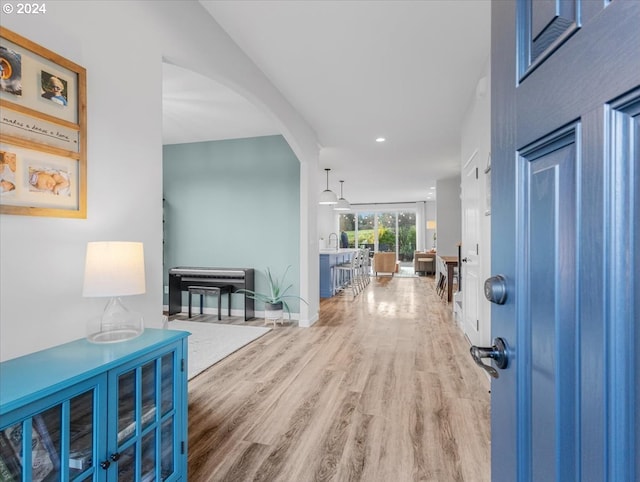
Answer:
[
  {"left": 375, "top": 137, "right": 386, "bottom": 143},
  {"left": 430, "top": 186, "right": 435, "bottom": 190}
]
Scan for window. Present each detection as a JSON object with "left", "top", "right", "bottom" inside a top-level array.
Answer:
[{"left": 339, "top": 210, "right": 416, "bottom": 262}]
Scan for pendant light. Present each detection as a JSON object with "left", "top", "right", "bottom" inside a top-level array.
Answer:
[
  {"left": 319, "top": 168, "right": 338, "bottom": 205},
  {"left": 334, "top": 180, "right": 351, "bottom": 211}
]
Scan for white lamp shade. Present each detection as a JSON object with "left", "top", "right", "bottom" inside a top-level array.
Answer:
[
  {"left": 83, "top": 242, "right": 146, "bottom": 297},
  {"left": 334, "top": 198, "right": 351, "bottom": 211},
  {"left": 319, "top": 189, "right": 338, "bottom": 205}
]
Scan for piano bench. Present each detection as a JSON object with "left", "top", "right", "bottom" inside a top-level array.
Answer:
[{"left": 188, "top": 285, "right": 233, "bottom": 320}]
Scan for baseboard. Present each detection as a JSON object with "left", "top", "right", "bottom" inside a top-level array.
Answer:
[
  {"left": 163, "top": 305, "right": 307, "bottom": 324},
  {"left": 298, "top": 312, "right": 319, "bottom": 328}
]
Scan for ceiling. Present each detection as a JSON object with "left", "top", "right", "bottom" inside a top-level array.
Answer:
[{"left": 162, "top": 1, "right": 491, "bottom": 204}]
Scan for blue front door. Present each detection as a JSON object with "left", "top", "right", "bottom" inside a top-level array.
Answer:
[{"left": 490, "top": 1, "right": 639, "bottom": 480}]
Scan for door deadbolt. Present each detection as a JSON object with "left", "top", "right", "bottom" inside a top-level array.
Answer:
[{"left": 484, "top": 275, "right": 507, "bottom": 305}]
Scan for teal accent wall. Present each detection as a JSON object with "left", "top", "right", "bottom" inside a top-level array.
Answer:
[{"left": 163, "top": 135, "right": 301, "bottom": 313}]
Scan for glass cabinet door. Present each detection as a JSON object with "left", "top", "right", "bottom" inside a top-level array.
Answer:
[
  {"left": 159, "top": 353, "right": 175, "bottom": 480},
  {"left": 0, "top": 384, "right": 99, "bottom": 482},
  {"left": 113, "top": 349, "right": 179, "bottom": 481},
  {"left": 69, "top": 390, "right": 95, "bottom": 479}
]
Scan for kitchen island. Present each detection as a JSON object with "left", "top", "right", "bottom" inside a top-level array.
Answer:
[{"left": 319, "top": 248, "right": 358, "bottom": 298}]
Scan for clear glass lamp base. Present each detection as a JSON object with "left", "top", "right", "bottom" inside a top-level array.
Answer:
[{"left": 87, "top": 297, "right": 144, "bottom": 344}]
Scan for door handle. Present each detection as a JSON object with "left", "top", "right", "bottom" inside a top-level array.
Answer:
[{"left": 470, "top": 337, "right": 508, "bottom": 378}]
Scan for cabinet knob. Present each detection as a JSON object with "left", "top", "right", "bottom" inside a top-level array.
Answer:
[
  {"left": 110, "top": 452, "right": 121, "bottom": 462},
  {"left": 100, "top": 460, "right": 111, "bottom": 470}
]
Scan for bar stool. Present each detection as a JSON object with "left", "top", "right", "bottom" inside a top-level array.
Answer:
[
  {"left": 358, "top": 248, "right": 370, "bottom": 288},
  {"left": 188, "top": 285, "right": 233, "bottom": 320},
  {"left": 332, "top": 253, "right": 349, "bottom": 295},
  {"left": 417, "top": 256, "right": 435, "bottom": 275},
  {"left": 435, "top": 258, "right": 447, "bottom": 300},
  {"left": 336, "top": 254, "right": 360, "bottom": 298}
]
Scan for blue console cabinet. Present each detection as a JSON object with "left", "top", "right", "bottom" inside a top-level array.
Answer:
[{"left": 0, "top": 328, "right": 189, "bottom": 481}]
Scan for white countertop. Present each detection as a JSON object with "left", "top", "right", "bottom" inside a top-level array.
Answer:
[{"left": 319, "top": 248, "right": 358, "bottom": 254}]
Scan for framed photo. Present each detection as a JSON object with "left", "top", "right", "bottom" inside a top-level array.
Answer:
[
  {"left": 0, "top": 27, "right": 86, "bottom": 218},
  {"left": 1, "top": 143, "right": 81, "bottom": 212}
]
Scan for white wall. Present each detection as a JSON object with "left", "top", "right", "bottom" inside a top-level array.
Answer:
[
  {"left": 436, "top": 176, "right": 462, "bottom": 257},
  {"left": 0, "top": 1, "right": 319, "bottom": 360},
  {"left": 415, "top": 200, "right": 437, "bottom": 251},
  {"left": 317, "top": 204, "right": 339, "bottom": 249}
]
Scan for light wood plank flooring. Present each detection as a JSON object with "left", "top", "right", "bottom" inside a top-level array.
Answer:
[{"left": 186, "top": 275, "right": 490, "bottom": 481}]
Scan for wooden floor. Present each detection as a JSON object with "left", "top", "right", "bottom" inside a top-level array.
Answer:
[{"left": 187, "top": 275, "right": 491, "bottom": 482}]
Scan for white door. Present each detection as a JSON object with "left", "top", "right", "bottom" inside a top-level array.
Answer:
[{"left": 461, "top": 152, "right": 481, "bottom": 345}]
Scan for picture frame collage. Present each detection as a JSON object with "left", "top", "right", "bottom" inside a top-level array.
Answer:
[{"left": 0, "top": 27, "right": 87, "bottom": 218}]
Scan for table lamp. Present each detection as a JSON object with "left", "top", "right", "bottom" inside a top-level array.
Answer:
[
  {"left": 83, "top": 241, "right": 146, "bottom": 343},
  {"left": 427, "top": 220, "right": 437, "bottom": 249}
]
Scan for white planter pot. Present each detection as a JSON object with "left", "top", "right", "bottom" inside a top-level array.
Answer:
[{"left": 264, "top": 302, "right": 283, "bottom": 325}]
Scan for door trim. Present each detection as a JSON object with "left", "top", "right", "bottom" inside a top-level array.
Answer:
[{"left": 606, "top": 88, "right": 639, "bottom": 482}]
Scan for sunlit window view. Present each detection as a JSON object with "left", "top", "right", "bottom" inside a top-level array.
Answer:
[{"left": 339, "top": 210, "right": 417, "bottom": 273}]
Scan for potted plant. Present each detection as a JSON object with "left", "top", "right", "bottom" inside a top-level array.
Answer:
[{"left": 238, "top": 266, "right": 308, "bottom": 324}]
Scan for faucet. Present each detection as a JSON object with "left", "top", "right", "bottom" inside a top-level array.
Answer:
[{"left": 328, "top": 232, "right": 339, "bottom": 251}]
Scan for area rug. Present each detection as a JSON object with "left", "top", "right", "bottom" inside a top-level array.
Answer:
[{"left": 167, "top": 321, "right": 271, "bottom": 380}]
